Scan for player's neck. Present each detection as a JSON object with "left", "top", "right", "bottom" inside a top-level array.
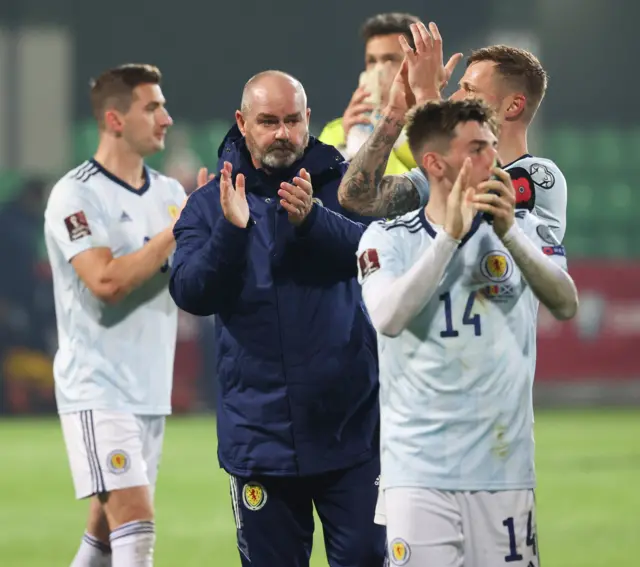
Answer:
[
  {"left": 94, "top": 140, "right": 146, "bottom": 190},
  {"left": 497, "top": 124, "right": 528, "bottom": 166},
  {"left": 424, "top": 187, "right": 447, "bottom": 226}
]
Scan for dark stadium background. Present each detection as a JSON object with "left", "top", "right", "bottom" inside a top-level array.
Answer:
[{"left": 0, "top": 1, "right": 637, "bottom": 565}]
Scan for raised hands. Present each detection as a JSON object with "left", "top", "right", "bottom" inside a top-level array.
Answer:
[
  {"left": 399, "top": 22, "right": 463, "bottom": 106},
  {"left": 472, "top": 167, "right": 516, "bottom": 238},
  {"left": 278, "top": 168, "right": 314, "bottom": 226},
  {"left": 342, "top": 87, "right": 376, "bottom": 139},
  {"left": 444, "top": 158, "right": 477, "bottom": 241},
  {"left": 219, "top": 161, "right": 250, "bottom": 228}
]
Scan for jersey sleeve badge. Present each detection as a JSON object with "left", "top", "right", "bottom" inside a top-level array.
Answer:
[
  {"left": 64, "top": 211, "right": 91, "bottom": 241},
  {"left": 529, "top": 162, "right": 556, "bottom": 189},
  {"left": 507, "top": 167, "right": 535, "bottom": 211},
  {"left": 358, "top": 249, "right": 381, "bottom": 280}
]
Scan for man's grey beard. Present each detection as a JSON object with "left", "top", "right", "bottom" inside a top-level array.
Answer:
[{"left": 250, "top": 131, "right": 309, "bottom": 170}]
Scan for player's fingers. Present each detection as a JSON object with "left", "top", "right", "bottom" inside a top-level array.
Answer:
[
  {"left": 399, "top": 34, "right": 415, "bottom": 57},
  {"left": 411, "top": 23, "right": 428, "bottom": 55},
  {"left": 455, "top": 157, "right": 472, "bottom": 195},
  {"left": 428, "top": 22, "right": 441, "bottom": 47},
  {"left": 350, "top": 86, "right": 371, "bottom": 104},
  {"left": 472, "top": 203, "right": 504, "bottom": 217},
  {"left": 208, "top": 173, "right": 216, "bottom": 181},
  {"left": 223, "top": 161, "right": 233, "bottom": 175},
  {"left": 492, "top": 167, "right": 514, "bottom": 191},
  {"left": 444, "top": 53, "right": 464, "bottom": 81},
  {"left": 344, "top": 115, "right": 375, "bottom": 131},
  {"left": 418, "top": 22, "right": 434, "bottom": 53},
  {"left": 346, "top": 103, "right": 376, "bottom": 117},
  {"left": 463, "top": 186, "right": 476, "bottom": 204},
  {"left": 473, "top": 193, "right": 507, "bottom": 207},
  {"left": 478, "top": 178, "right": 514, "bottom": 204}
]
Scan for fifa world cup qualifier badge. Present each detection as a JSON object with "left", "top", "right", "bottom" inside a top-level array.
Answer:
[
  {"left": 242, "top": 482, "right": 267, "bottom": 511},
  {"left": 64, "top": 211, "right": 92, "bottom": 241}
]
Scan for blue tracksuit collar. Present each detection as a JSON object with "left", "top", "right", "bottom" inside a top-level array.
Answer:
[{"left": 217, "top": 124, "right": 344, "bottom": 195}]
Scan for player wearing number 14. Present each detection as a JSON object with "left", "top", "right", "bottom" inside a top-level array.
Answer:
[{"left": 356, "top": 99, "right": 578, "bottom": 566}]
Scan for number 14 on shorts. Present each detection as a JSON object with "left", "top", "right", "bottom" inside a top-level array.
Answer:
[{"left": 503, "top": 510, "right": 537, "bottom": 564}]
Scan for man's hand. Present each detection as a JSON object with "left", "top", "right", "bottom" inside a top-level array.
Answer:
[
  {"left": 278, "top": 168, "right": 314, "bottom": 226},
  {"left": 219, "top": 161, "right": 250, "bottom": 228},
  {"left": 386, "top": 59, "right": 415, "bottom": 117},
  {"left": 399, "top": 22, "right": 463, "bottom": 106},
  {"left": 444, "top": 157, "right": 476, "bottom": 241},
  {"left": 197, "top": 167, "right": 215, "bottom": 188},
  {"left": 342, "top": 87, "right": 376, "bottom": 139},
  {"left": 473, "top": 167, "right": 516, "bottom": 238}
]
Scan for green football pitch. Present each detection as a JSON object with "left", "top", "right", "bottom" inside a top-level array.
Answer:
[{"left": 1, "top": 409, "right": 637, "bottom": 566}]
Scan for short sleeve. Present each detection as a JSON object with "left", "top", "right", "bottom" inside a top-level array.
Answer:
[
  {"left": 402, "top": 167, "right": 430, "bottom": 207},
  {"left": 172, "top": 179, "right": 188, "bottom": 200},
  {"left": 356, "top": 221, "right": 405, "bottom": 288},
  {"left": 44, "top": 179, "right": 110, "bottom": 262},
  {"left": 520, "top": 212, "right": 568, "bottom": 271}
]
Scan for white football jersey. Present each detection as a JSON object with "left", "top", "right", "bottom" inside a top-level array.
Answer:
[
  {"left": 44, "top": 159, "right": 186, "bottom": 415},
  {"left": 403, "top": 154, "right": 567, "bottom": 241},
  {"left": 357, "top": 209, "right": 567, "bottom": 491}
]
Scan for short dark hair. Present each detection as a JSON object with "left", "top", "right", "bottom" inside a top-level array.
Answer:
[
  {"left": 90, "top": 64, "right": 162, "bottom": 128},
  {"left": 361, "top": 13, "right": 420, "bottom": 49},
  {"left": 467, "top": 45, "right": 548, "bottom": 122},
  {"left": 406, "top": 99, "right": 499, "bottom": 158}
]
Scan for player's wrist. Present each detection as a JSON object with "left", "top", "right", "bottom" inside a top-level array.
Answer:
[
  {"left": 499, "top": 221, "right": 521, "bottom": 246},
  {"left": 414, "top": 89, "right": 441, "bottom": 106},
  {"left": 381, "top": 105, "right": 406, "bottom": 125}
]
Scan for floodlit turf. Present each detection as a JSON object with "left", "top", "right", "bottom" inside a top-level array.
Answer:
[{"left": 0, "top": 409, "right": 637, "bottom": 566}]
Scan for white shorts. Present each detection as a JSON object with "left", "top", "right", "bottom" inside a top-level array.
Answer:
[
  {"left": 59, "top": 410, "right": 165, "bottom": 500},
  {"left": 381, "top": 487, "right": 539, "bottom": 567}
]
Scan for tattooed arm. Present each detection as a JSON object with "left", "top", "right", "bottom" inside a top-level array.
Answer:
[{"left": 337, "top": 108, "right": 421, "bottom": 219}]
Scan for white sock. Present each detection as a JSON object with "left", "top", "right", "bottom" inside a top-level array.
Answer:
[
  {"left": 71, "top": 532, "right": 112, "bottom": 567},
  {"left": 109, "top": 521, "right": 155, "bottom": 567}
]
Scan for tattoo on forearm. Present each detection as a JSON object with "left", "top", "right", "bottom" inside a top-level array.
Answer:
[
  {"left": 381, "top": 177, "right": 421, "bottom": 218},
  {"left": 338, "top": 115, "right": 420, "bottom": 218}
]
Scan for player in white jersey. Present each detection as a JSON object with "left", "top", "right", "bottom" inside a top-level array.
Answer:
[
  {"left": 338, "top": 22, "right": 567, "bottom": 242},
  {"left": 356, "top": 99, "right": 578, "bottom": 566},
  {"left": 44, "top": 64, "right": 186, "bottom": 567}
]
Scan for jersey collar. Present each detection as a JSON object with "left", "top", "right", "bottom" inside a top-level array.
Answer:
[
  {"left": 90, "top": 158, "right": 151, "bottom": 196},
  {"left": 419, "top": 207, "right": 484, "bottom": 248}
]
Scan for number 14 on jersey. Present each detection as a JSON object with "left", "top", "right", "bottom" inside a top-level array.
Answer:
[{"left": 439, "top": 291, "right": 482, "bottom": 338}]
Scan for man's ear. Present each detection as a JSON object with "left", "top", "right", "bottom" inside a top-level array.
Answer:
[{"left": 235, "top": 110, "right": 246, "bottom": 135}]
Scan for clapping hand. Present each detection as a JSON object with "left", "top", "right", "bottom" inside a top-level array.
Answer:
[
  {"left": 278, "top": 168, "right": 314, "bottom": 226},
  {"left": 219, "top": 161, "right": 250, "bottom": 229},
  {"left": 472, "top": 167, "right": 516, "bottom": 238},
  {"left": 444, "top": 157, "right": 476, "bottom": 241}
]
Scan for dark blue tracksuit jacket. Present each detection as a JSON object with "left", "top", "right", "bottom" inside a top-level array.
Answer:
[{"left": 169, "top": 126, "right": 379, "bottom": 478}]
